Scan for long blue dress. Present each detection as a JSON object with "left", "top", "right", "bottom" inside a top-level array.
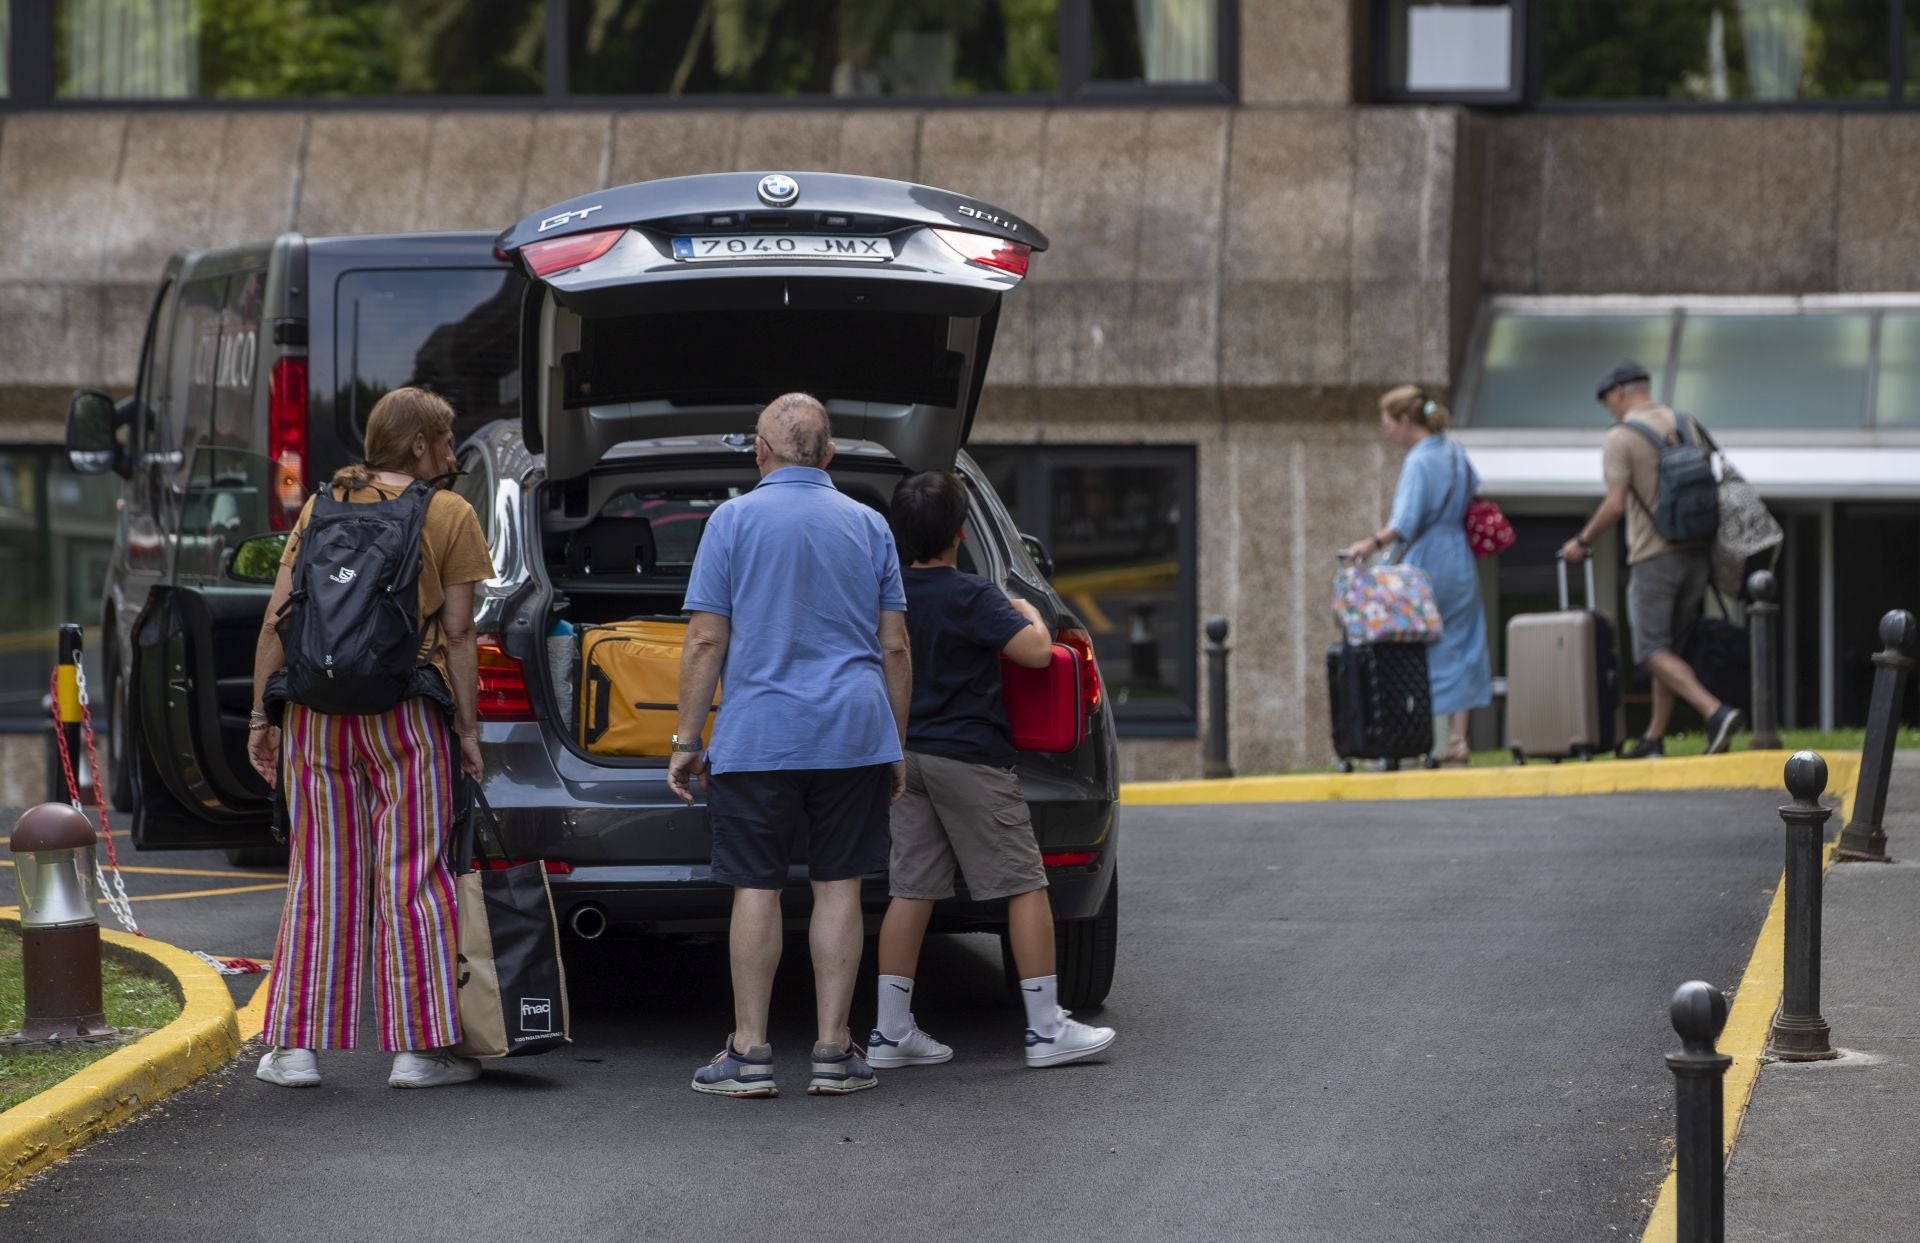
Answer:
[{"left": 1389, "top": 435, "right": 1493, "bottom": 717}]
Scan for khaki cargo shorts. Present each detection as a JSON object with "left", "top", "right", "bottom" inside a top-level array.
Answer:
[{"left": 888, "top": 751, "right": 1048, "bottom": 902}]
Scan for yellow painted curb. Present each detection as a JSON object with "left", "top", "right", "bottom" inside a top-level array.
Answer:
[
  {"left": 1123, "top": 750, "right": 1861, "bottom": 816},
  {"left": 0, "top": 921, "right": 241, "bottom": 1194}
]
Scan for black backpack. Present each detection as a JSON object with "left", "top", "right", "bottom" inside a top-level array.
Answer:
[
  {"left": 1622, "top": 414, "right": 1719, "bottom": 545},
  {"left": 275, "top": 479, "right": 440, "bottom": 716}
]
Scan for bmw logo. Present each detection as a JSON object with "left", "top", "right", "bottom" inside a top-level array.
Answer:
[{"left": 757, "top": 174, "right": 799, "bottom": 207}]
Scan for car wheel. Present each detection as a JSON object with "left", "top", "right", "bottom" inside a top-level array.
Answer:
[
  {"left": 226, "top": 846, "right": 290, "bottom": 870},
  {"left": 106, "top": 651, "right": 135, "bottom": 814},
  {"left": 1054, "top": 876, "right": 1118, "bottom": 1011}
]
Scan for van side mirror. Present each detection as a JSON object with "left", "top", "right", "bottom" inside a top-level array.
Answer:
[
  {"left": 225, "top": 533, "right": 288, "bottom": 585},
  {"left": 66, "top": 390, "right": 120, "bottom": 476},
  {"left": 1020, "top": 532, "right": 1055, "bottom": 580}
]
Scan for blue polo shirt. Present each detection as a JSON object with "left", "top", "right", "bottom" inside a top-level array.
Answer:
[{"left": 684, "top": 466, "right": 907, "bottom": 774}]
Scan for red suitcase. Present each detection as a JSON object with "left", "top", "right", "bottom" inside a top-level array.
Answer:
[{"left": 1000, "top": 644, "right": 1086, "bottom": 753}]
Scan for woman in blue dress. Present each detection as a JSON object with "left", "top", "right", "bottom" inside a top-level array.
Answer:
[{"left": 1342, "top": 386, "right": 1493, "bottom": 765}]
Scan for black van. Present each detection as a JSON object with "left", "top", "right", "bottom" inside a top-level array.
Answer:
[{"left": 64, "top": 232, "right": 523, "bottom": 859}]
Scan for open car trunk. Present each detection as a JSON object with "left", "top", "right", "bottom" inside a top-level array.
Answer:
[{"left": 529, "top": 454, "right": 1002, "bottom": 766}]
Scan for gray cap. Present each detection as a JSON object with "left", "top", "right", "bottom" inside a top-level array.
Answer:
[{"left": 1595, "top": 359, "right": 1651, "bottom": 400}]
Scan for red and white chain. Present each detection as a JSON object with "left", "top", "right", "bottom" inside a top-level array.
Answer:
[{"left": 49, "top": 660, "right": 267, "bottom": 976}]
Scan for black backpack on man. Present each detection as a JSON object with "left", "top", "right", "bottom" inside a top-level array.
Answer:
[
  {"left": 270, "top": 478, "right": 446, "bottom": 717},
  {"left": 1621, "top": 414, "right": 1719, "bottom": 545}
]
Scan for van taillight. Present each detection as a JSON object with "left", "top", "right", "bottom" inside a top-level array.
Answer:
[
  {"left": 932, "top": 228, "right": 1032, "bottom": 278},
  {"left": 267, "top": 356, "right": 308, "bottom": 530},
  {"left": 1054, "top": 628, "right": 1102, "bottom": 716},
  {"left": 521, "top": 228, "right": 624, "bottom": 279},
  {"left": 477, "top": 641, "right": 535, "bottom": 721}
]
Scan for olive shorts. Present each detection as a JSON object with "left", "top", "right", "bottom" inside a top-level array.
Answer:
[
  {"left": 1627, "top": 548, "right": 1710, "bottom": 665},
  {"left": 888, "top": 751, "right": 1048, "bottom": 903}
]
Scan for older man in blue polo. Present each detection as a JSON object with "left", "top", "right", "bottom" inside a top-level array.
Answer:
[{"left": 668, "top": 391, "right": 912, "bottom": 1099}]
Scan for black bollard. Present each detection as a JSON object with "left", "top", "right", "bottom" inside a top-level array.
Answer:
[
  {"left": 1768, "top": 751, "right": 1838, "bottom": 1061},
  {"left": 1745, "top": 570, "right": 1782, "bottom": 751},
  {"left": 1203, "top": 616, "right": 1232, "bottom": 779},
  {"left": 1666, "top": 980, "right": 1731, "bottom": 1243},
  {"left": 1835, "top": 610, "right": 1917, "bottom": 863}
]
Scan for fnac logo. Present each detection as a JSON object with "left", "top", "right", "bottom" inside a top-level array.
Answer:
[{"left": 520, "top": 997, "right": 553, "bottom": 1034}]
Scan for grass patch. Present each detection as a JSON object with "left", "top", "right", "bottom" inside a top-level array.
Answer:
[{"left": 0, "top": 925, "right": 181, "bottom": 1112}]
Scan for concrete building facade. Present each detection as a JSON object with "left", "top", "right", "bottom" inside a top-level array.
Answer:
[{"left": 2, "top": 0, "right": 1917, "bottom": 780}]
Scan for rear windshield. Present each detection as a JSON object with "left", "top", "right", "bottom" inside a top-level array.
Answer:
[
  {"left": 596, "top": 487, "right": 736, "bottom": 573},
  {"left": 567, "top": 309, "right": 961, "bottom": 409},
  {"left": 337, "top": 267, "right": 525, "bottom": 444}
]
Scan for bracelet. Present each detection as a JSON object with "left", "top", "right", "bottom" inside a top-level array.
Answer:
[{"left": 248, "top": 720, "right": 273, "bottom": 732}]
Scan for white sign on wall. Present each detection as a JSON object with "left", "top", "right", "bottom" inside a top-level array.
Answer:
[{"left": 1407, "top": 4, "right": 1513, "bottom": 93}]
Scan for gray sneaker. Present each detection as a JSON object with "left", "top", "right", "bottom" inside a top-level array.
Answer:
[
  {"left": 807, "top": 1040, "right": 878, "bottom": 1095},
  {"left": 691, "top": 1038, "right": 778, "bottom": 1098}
]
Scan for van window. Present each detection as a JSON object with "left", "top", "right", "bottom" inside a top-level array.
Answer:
[
  {"left": 570, "top": 309, "right": 962, "bottom": 409},
  {"left": 337, "top": 268, "right": 524, "bottom": 445},
  {"left": 176, "top": 268, "right": 273, "bottom": 585},
  {"left": 211, "top": 269, "right": 265, "bottom": 449}
]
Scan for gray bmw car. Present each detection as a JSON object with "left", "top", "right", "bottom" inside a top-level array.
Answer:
[{"left": 461, "top": 172, "right": 1121, "bottom": 1007}]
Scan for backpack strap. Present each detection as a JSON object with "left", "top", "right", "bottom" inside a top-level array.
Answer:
[{"left": 1615, "top": 417, "right": 1667, "bottom": 518}]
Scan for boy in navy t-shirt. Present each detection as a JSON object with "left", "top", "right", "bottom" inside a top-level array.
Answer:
[{"left": 868, "top": 471, "right": 1116, "bottom": 1070}]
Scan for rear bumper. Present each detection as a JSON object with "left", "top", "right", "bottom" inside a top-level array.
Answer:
[{"left": 546, "top": 845, "right": 1114, "bottom": 937}]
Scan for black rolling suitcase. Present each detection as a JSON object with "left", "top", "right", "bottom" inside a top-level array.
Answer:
[{"left": 1327, "top": 641, "right": 1433, "bottom": 772}]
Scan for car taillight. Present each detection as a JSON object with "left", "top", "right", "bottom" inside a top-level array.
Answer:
[
  {"left": 1041, "top": 851, "right": 1098, "bottom": 869},
  {"left": 1054, "top": 627, "right": 1102, "bottom": 715},
  {"left": 477, "top": 640, "right": 535, "bottom": 721},
  {"left": 932, "top": 228, "right": 1032, "bottom": 278},
  {"left": 267, "top": 356, "right": 308, "bottom": 530},
  {"left": 521, "top": 228, "right": 624, "bottom": 279},
  {"left": 473, "top": 858, "right": 573, "bottom": 875}
]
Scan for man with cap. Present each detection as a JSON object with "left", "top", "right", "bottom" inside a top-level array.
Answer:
[{"left": 1559, "top": 361, "right": 1742, "bottom": 757}]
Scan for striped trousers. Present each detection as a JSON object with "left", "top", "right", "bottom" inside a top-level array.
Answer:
[{"left": 264, "top": 697, "right": 462, "bottom": 1052}]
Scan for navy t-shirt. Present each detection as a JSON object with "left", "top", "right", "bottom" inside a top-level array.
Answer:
[{"left": 903, "top": 566, "right": 1030, "bottom": 766}]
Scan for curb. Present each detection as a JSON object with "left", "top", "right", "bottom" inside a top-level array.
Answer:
[
  {"left": 0, "top": 920, "right": 241, "bottom": 1194},
  {"left": 1122, "top": 751, "right": 1861, "bottom": 814}
]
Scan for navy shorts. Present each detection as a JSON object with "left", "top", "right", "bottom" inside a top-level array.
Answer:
[{"left": 708, "top": 764, "right": 894, "bottom": 889}]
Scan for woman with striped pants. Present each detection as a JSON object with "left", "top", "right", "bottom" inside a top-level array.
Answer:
[{"left": 246, "top": 388, "right": 494, "bottom": 1088}]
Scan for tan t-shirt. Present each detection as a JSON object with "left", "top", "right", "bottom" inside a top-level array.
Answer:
[
  {"left": 280, "top": 479, "right": 494, "bottom": 686},
  {"left": 1602, "top": 402, "right": 1707, "bottom": 566}
]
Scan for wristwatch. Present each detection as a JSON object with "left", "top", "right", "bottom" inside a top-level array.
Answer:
[{"left": 670, "top": 734, "right": 704, "bottom": 754}]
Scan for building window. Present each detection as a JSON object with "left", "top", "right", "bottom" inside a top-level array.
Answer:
[
  {"left": 969, "top": 445, "right": 1198, "bottom": 735},
  {"left": 1090, "top": 0, "right": 1219, "bottom": 84},
  {"left": 1541, "top": 0, "right": 1889, "bottom": 103},
  {"left": 1377, "top": 0, "right": 1910, "bottom": 106},
  {"left": 9, "top": 0, "right": 1230, "bottom": 103},
  {"left": 0, "top": 448, "right": 119, "bottom": 728},
  {"left": 52, "top": 0, "right": 546, "bottom": 99},
  {"left": 569, "top": 0, "right": 1061, "bottom": 95}
]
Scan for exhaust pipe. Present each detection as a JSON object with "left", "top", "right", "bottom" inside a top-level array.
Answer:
[{"left": 568, "top": 903, "right": 609, "bottom": 941}]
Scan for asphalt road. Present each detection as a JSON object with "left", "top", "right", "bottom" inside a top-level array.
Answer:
[{"left": 1, "top": 792, "right": 1791, "bottom": 1242}]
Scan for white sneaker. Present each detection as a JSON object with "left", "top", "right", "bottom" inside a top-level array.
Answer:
[
  {"left": 256, "top": 1047, "right": 320, "bottom": 1087},
  {"left": 866, "top": 1021, "right": 954, "bottom": 1068},
  {"left": 1024, "top": 1011, "right": 1115, "bottom": 1068},
  {"left": 389, "top": 1050, "right": 482, "bottom": 1088}
]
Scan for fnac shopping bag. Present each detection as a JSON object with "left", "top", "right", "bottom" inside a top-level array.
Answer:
[{"left": 451, "top": 786, "right": 571, "bottom": 1059}]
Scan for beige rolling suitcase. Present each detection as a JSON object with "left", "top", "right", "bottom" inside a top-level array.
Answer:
[{"left": 1505, "top": 557, "right": 1621, "bottom": 763}]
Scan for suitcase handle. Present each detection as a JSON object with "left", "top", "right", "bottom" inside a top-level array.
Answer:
[{"left": 1554, "top": 553, "right": 1597, "bottom": 611}]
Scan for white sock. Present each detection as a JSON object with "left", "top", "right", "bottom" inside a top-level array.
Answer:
[
  {"left": 1020, "top": 975, "right": 1062, "bottom": 1036},
  {"left": 877, "top": 974, "right": 915, "bottom": 1038}
]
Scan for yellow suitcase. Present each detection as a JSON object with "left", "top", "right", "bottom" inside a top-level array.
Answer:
[{"left": 578, "top": 619, "right": 719, "bottom": 757}]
